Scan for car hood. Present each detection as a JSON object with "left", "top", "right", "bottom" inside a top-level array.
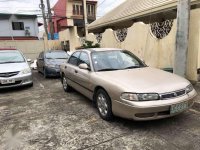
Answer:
[
  {"left": 95, "top": 67, "right": 190, "bottom": 93},
  {"left": 0, "top": 62, "right": 29, "bottom": 73},
  {"left": 45, "top": 59, "right": 67, "bottom": 65}
]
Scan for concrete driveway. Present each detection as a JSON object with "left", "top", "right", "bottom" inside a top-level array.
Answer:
[{"left": 0, "top": 71, "right": 200, "bottom": 150}]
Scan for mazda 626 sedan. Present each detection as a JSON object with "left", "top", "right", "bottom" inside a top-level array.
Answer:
[{"left": 60, "top": 48, "right": 197, "bottom": 121}]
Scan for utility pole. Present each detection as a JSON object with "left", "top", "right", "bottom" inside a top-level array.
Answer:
[
  {"left": 174, "top": 0, "right": 191, "bottom": 77},
  {"left": 39, "top": 0, "right": 48, "bottom": 37},
  {"left": 46, "top": 0, "right": 54, "bottom": 40},
  {"left": 82, "top": 0, "right": 88, "bottom": 37}
]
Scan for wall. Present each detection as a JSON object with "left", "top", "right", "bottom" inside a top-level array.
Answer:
[
  {"left": 0, "top": 40, "right": 45, "bottom": 60},
  {"left": 44, "top": 36, "right": 62, "bottom": 50},
  {"left": 59, "top": 26, "right": 81, "bottom": 50},
  {"left": 87, "top": 8, "right": 200, "bottom": 81},
  {"left": 0, "top": 15, "right": 39, "bottom": 37},
  {"left": 0, "top": 39, "right": 62, "bottom": 60}
]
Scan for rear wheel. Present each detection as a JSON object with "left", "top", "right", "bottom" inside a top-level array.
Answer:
[
  {"left": 96, "top": 89, "right": 113, "bottom": 121},
  {"left": 62, "top": 75, "right": 71, "bottom": 92}
]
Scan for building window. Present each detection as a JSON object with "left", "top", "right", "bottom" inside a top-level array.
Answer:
[
  {"left": 73, "top": 4, "right": 83, "bottom": 15},
  {"left": 87, "top": 4, "right": 95, "bottom": 17},
  {"left": 12, "top": 22, "right": 24, "bottom": 30}
]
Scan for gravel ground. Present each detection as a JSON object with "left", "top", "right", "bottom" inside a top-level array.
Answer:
[{"left": 0, "top": 71, "right": 200, "bottom": 150}]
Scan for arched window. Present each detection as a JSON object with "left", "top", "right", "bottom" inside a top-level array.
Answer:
[
  {"left": 114, "top": 28, "right": 128, "bottom": 42},
  {"left": 150, "top": 20, "right": 173, "bottom": 39}
]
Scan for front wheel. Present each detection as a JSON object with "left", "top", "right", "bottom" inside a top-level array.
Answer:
[
  {"left": 96, "top": 89, "right": 113, "bottom": 121},
  {"left": 43, "top": 68, "right": 48, "bottom": 78},
  {"left": 62, "top": 75, "right": 71, "bottom": 92}
]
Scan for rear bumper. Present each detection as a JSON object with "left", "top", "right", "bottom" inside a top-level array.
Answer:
[
  {"left": 0, "top": 73, "right": 33, "bottom": 89},
  {"left": 112, "top": 89, "right": 197, "bottom": 121}
]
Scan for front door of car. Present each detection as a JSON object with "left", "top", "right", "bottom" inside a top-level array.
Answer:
[
  {"left": 75, "top": 52, "right": 93, "bottom": 97},
  {"left": 65, "top": 51, "right": 81, "bottom": 83}
]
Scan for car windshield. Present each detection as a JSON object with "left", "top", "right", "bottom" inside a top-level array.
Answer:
[
  {"left": 45, "top": 51, "right": 69, "bottom": 59},
  {"left": 0, "top": 50, "right": 25, "bottom": 64},
  {"left": 91, "top": 50, "right": 146, "bottom": 72}
]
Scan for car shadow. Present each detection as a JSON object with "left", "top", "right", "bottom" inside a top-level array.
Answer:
[{"left": 0, "top": 85, "right": 33, "bottom": 94}]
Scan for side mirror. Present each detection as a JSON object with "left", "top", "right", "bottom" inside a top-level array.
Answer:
[
  {"left": 79, "top": 63, "right": 90, "bottom": 70},
  {"left": 27, "top": 59, "right": 32, "bottom": 62}
]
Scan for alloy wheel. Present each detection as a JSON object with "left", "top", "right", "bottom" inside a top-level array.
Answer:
[{"left": 97, "top": 93, "right": 108, "bottom": 117}]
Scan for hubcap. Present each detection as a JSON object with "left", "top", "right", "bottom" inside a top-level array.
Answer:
[
  {"left": 63, "top": 77, "right": 67, "bottom": 90},
  {"left": 97, "top": 93, "right": 108, "bottom": 116}
]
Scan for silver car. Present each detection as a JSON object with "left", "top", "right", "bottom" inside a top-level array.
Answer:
[
  {"left": 0, "top": 48, "right": 33, "bottom": 89},
  {"left": 60, "top": 48, "right": 197, "bottom": 121}
]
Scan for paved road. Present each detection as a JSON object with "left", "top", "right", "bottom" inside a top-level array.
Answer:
[{"left": 0, "top": 71, "right": 200, "bottom": 150}]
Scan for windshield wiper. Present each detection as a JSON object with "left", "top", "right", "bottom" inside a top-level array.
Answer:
[
  {"left": 98, "top": 68, "right": 119, "bottom": 72},
  {"left": 55, "top": 58, "right": 68, "bottom": 59},
  {"left": 123, "top": 66, "right": 141, "bottom": 69}
]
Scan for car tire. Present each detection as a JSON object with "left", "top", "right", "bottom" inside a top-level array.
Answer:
[
  {"left": 96, "top": 89, "right": 113, "bottom": 121},
  {"left": 62, "top": 75, "right": 71, "bottom": 92},
  {"left": 43, "top": 68, "right": 48, "bottom": 78}
]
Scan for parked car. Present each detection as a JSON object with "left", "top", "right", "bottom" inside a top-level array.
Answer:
[
  {"left": 37, "top": 50, "right": 69, "bottom": 78},
  {"left": 60, "top": 48, "right": 197, "bottom": 121},
  {"left": 30, "top": 60, "right": 37, "bottom": 70},
  {"left": 0, "top": 48, "right": 33, "bottom": 89}
]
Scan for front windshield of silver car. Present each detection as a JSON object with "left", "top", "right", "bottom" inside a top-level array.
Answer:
[
  {"left": 0, "top": 50, "right": 25, "bottom": 64},
  {"left": 91, "top": 50, "right": 146, "bottom": 72}
]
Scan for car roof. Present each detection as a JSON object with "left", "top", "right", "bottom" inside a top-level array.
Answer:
[
  {"left": 46, "top": 50, "right": 66, "bottom": 53},
  {"left": 0, "top": 48, "right": 17, "bottom": 50}
]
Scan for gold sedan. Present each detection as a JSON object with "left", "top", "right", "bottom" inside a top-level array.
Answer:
[{"left": 60, "top": 48, "right": 197, "bottom": 121}]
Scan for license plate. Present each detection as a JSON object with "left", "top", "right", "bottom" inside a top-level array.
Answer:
[
  {"left": 1, "top": 79, "right": 15, "bottom": 84},
  {"left": 170, "top": 102, "right": 188, "bottom": 114}
]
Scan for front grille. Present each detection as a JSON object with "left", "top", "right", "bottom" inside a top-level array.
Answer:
[
  {"left": 0, "top": 71, "right": 19, "bottom": 77},
  {"left": 160, "top": 89, "right": 186, "bottom": 100},
  {"left": 0, "top": 80, "right": 22, "bottom": 86}
]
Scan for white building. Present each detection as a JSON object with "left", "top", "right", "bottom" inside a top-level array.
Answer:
[{"left": 0, "top": 13, "right": 41, "bottom": 40}]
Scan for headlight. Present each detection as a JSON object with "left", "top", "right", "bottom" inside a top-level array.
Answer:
[
  {"left": 120, "top": 93, "right": 138, "bottom": 101},
  {"left": 21, "top": 68, "right": 31, "bottom": 74},
  {"left": 186, "top": 84, "right": 193, "bottom": 94},
  {"left": 121, "top": 93, "right": 159, "bottom": 101},
  {"left": 137, "top": 93, "right": 159, "bottom": 101}
]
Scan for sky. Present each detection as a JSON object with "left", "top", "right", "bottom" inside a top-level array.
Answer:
[{"left": 0, "top": 0, "right": 126, "bottom": 30}]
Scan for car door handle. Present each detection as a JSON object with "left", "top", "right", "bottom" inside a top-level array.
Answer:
[{"left": 75, "top": 70, "right": 78, "bottom": 73}]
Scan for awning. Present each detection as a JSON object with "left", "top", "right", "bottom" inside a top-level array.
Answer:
[{"left": 88, "top": 0, "right": 200, "bottom": 33}]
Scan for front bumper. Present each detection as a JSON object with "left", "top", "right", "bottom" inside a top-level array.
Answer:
[
  {"left": 0, "top": 73, "right": 33, "bottom": 89},
  {"left": 112, "top": 89, "right": 197, "bottom": 121},
  {"left": 45, "top": 67, "right": 60, "bottom": 77}
]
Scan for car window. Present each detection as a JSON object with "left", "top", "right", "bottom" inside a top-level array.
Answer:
[
  {"left": 39, "top": 52, "right": 43, "bottom": 59},
  {"left": 68, "top": 51, "right": 81, "bottom": 66},
  {"left": 91, "top": 50, "right": 146, "bottom": 72},
  {"left": 0, "top": 50, "right": 25, "bottom": 64},
  {"left": 78, "top": 52, "right": 90, "bottom": 66}
]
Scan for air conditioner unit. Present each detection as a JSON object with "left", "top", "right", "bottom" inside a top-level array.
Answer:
[{"left": 25, "top": 29, "right": 30, "bottom": 36}]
